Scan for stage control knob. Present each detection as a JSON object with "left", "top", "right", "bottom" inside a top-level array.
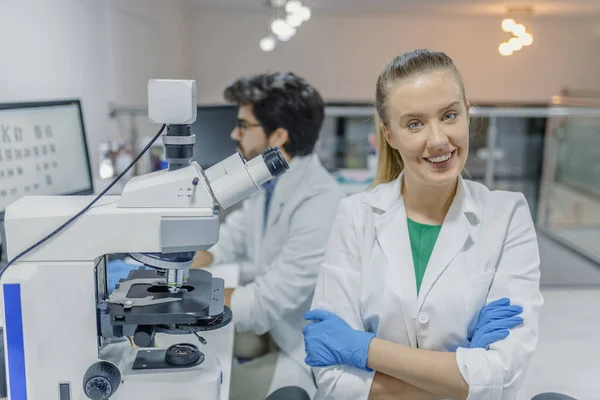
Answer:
[
  {"left": 165, "top": 343, "right": 202, "bottom": 366},
  {"left": 83, "top": 361, "right": 121, "bottom": 400}
]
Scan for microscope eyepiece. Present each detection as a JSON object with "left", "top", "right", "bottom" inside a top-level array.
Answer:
[
  {"left": 261, "top": 147, "right": 289, "bottom": 178},
  {"left": 204, "top": 147, "right": 289, "bottom": 210}
]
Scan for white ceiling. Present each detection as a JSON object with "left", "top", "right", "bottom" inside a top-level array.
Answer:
[{"left": 183, "top": 0, "right": 600, "bottom": 16}]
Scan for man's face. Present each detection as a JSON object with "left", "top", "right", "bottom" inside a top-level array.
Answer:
[{"left": 230, "top": 105, "right": 270, "bottom": 160}]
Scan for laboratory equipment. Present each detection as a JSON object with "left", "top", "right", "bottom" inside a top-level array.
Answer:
[
  {"left": 0, "top": 79, "right": 288, "bottom": 399},
  {"left": 0, "top": 99, "right": 94, "bottom": 265},
  {"left": 0, "top": 99, "right": 94, "bottom": 217}
]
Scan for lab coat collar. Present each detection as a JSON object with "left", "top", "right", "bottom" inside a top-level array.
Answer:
[
  {"left": 363, "top": 171, "right": 481, "bottom": 223},
  {"left": 264, "top": 153, "right": 317, "bottom": 229},
  {"left": 270, "top": 154, "right": 316, "bottom": 202},
  {"left": 364, "top": 171, "right": 481, "bottom": 347}
]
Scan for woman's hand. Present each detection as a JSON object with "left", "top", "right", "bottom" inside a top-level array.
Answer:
[
  {"left": 468, "top": 297, "right": 524, "bottom": 349},
  {"left": 303, "top": 309, "right": 375, "bottom": 370},
  {"left": 303, "top": 298, "right": 522, "bottom": 372}
]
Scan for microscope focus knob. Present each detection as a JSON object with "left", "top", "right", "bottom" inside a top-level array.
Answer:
[
  {"left": 83, "top": 361, "right": 121, "bottom": 400},
  {"left": 165, "top": 343, "right": 202, "bottom": 366}
]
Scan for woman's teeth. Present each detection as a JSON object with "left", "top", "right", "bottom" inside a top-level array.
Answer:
[{"left": 427, "top": 152, "right": 453, "bottom": 163}]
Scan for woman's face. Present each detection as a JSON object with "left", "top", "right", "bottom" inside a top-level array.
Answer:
[{"left": 382, "top": 69, "right": 470, "bottom": 188}]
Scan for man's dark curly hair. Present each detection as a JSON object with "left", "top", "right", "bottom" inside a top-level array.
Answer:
[{"left": 224, "top": 72, "right": 324, "bottom": 156}]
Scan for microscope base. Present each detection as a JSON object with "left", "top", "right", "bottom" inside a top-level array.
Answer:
[{"left": 101, "top": 340, "right": 222, "bottom": 400}]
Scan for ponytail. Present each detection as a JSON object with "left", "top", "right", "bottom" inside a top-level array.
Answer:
[{"left": 373, "top": 112, "right": 404, "bottom": 186}]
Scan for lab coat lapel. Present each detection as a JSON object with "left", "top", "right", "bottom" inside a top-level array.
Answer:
[
  {"left": 266, "top": 199, "right": 283, "bottom": 231},
  {"left": 367, "top": 175, "right": 418, "bottom": 348},
  {"left": 264, "top": 155, "right": 312, "bottom": 230},
  {"left": 375, "top": 207, "right": 419, "bottom": 348},
  {"left": 254, "top": 190, "right": 266, "bottom": 264},
  {"left": 417, "top": 177, "right": 478, "bottom": 309}
]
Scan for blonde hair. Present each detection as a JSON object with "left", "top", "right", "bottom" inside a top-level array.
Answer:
[{"left": 373, "top": 49, "right": 467, "bottom": 185}]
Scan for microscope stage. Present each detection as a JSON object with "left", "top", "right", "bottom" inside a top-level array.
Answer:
[{"left": 107, "top": 269, "right": 231, "bottom": 332}]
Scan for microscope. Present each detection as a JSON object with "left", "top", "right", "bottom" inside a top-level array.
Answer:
[{"left": 0, "top": 80, "right": 288, "bottom": 399}]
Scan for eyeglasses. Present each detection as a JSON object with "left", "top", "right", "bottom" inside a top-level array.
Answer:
[{"left": 236, "top": 121, "right": 262, "bottom": 136}]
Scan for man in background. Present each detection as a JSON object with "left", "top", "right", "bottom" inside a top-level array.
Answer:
[{"left": 192, "top": 72, "right": 344, "bottom": 400}]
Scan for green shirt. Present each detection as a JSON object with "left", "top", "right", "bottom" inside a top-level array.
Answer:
[{"left": 407, "top": 218, "right": 442, "bottom": 295}]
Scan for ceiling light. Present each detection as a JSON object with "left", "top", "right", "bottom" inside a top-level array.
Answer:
[
  {"left": 285, "top": 0, "right": 303, "bottom": 14},
  {"left": 498, "top": 42, "right": 513, "bottom": 56},
  {"left": 296, "top": 5, "right": 311, "bottom": 22},
  {"left": 286, "top": 13, "right": 303, "bottom": 28},
  {"left": 520, "top": 33, "right": 533, "bottom": 46},
  {"left": 270, "top": 18, "right": 293, "bottom": 37},
  {"left": 499, "top": 12, "right": 533, "bottom": 56},
  {"left": 511, "top": 23, "right": 526, "bottom": 37},
  {"left": 260, "top": 36, "right": 276, "bottom": 52},
  {"left": 277, "top": 27, "right": 297, "bottom": 41},
  {"left": 508, "top": 37, "right": 523, "bottom": 51},
  {"left": 262, "top": 1, "right": 311, "bottom": 48},
  {"left": 501, "top": 18, "right": 516, "bottom": 32}
]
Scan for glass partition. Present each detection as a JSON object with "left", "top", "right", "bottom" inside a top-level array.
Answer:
[
  {"left": 320, "top": 102, "right": 600, "bottom": 265},
  {"left": 537, "top": 98, "right": 600, "bottom": 263},
  {"left": 467, "top": 110, "right": 547, "bottom": 220}
]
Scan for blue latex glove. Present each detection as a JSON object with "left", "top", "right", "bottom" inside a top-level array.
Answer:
[
  {"left": 468, "top": 297, "right": 524, "bottom": 349},
  {"left": 303, "top": 309, "right": 375, "bottom": 371},
  {"left": 107, "top": 259, "right": 144, "bottom": 292}
]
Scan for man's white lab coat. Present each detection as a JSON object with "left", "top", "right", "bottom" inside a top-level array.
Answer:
[{"left": 209, "top": 153, "right": 345, "bottom": 396}]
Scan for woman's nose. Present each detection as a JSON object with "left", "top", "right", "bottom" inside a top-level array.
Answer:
[{"left": 426, "top": 123, "right": 450, "bottom": 150}]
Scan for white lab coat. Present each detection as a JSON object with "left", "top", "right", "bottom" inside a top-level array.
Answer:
[
  {"left": 311, "top": 173, "right": 544, "bottom": 400},
  {"left": 209, "top": 154, "right": 345, "bottom": 396}
]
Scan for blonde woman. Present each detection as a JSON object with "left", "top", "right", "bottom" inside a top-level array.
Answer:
[{"left": 303, "top": 49, "right": 543, "bottom": 399}]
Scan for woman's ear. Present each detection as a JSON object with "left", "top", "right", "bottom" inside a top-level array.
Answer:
[{"left": 381, "top": 122, "right": 398, "bottom": 150}]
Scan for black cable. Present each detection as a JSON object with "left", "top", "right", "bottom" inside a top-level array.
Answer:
[{"left": 0, "top": 124, "right": 167, "bottom": 281}]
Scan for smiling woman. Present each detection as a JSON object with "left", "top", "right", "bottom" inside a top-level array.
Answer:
[
  {"left": 375, "top": 51, "right": 470, "bottom": 192},
  {"left": 304, "top": 49, "right": 543, "bottom": 400}
]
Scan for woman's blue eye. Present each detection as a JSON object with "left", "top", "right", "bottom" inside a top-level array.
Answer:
[
  {"left": 443, "top": 112, "right": 458, "bottom": 121},
  {"left": 408, "top": 121, "right": 423, "bottom": 130}
]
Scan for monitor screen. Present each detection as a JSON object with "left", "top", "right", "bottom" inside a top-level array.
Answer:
[
  {"left": 0, "top": 100, "right": 93, "bottom": 220},
  {"left": 191, "top": 106, "right": 238, "bottom": 168}
]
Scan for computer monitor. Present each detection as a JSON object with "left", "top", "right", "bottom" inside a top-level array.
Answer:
[
  {"left": 191, "top": 105, "right": 239, "bottom": 169},
  {"left": 0, "top": 100, "right": 94, "bottom": 222}
]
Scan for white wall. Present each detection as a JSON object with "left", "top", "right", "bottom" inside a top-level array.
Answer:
[
  {"left": 108, "top": 0, "right": 188, "bottom": 106},
  {"left": 185, "top": 10, "right": 600, "bottom": 105},
  {"left": 0, "top": 0, "right": 186, "bottom": 181},
  {"left": 2, "top": 3, "right": 599, "bottom": 175}
]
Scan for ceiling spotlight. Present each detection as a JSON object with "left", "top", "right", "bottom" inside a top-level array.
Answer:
[
  {"left": 262, "top": 1, "right": 311, "bottom": 49},
  {"left": 286, "top": 13, "right": 303, "bottom": 28},
  {"left": 512, "top": 23, "right": 526, "bottom": 37},
  {"left": 501, "top": 18, "right": 516, "bottom": 32},
  {"left": 296, "top": 5, "right": 311, "bottom": 22},
  {"left": 508, "top": 37, "right": 523, "bottom": 51},
  {"left": 499, "top": 12, "right": 533, "bottom": 56},
  {"left": 521, "top": 32, "right": 533, "bottom": 46},
  {"left": 498, "top": 42, "right": 513, "bottom": 56},
  {"left": 285, "top": 0, "right": 303, "bottom": 14},
  {"left": 271, "top": 18, "right": 292, "bottom": 36},
  {"left": 260, "top": 36, "right": 276, "bottom": 52},
  {"left": 277, "top": 27, "right": 297, "bottom": 42}
]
